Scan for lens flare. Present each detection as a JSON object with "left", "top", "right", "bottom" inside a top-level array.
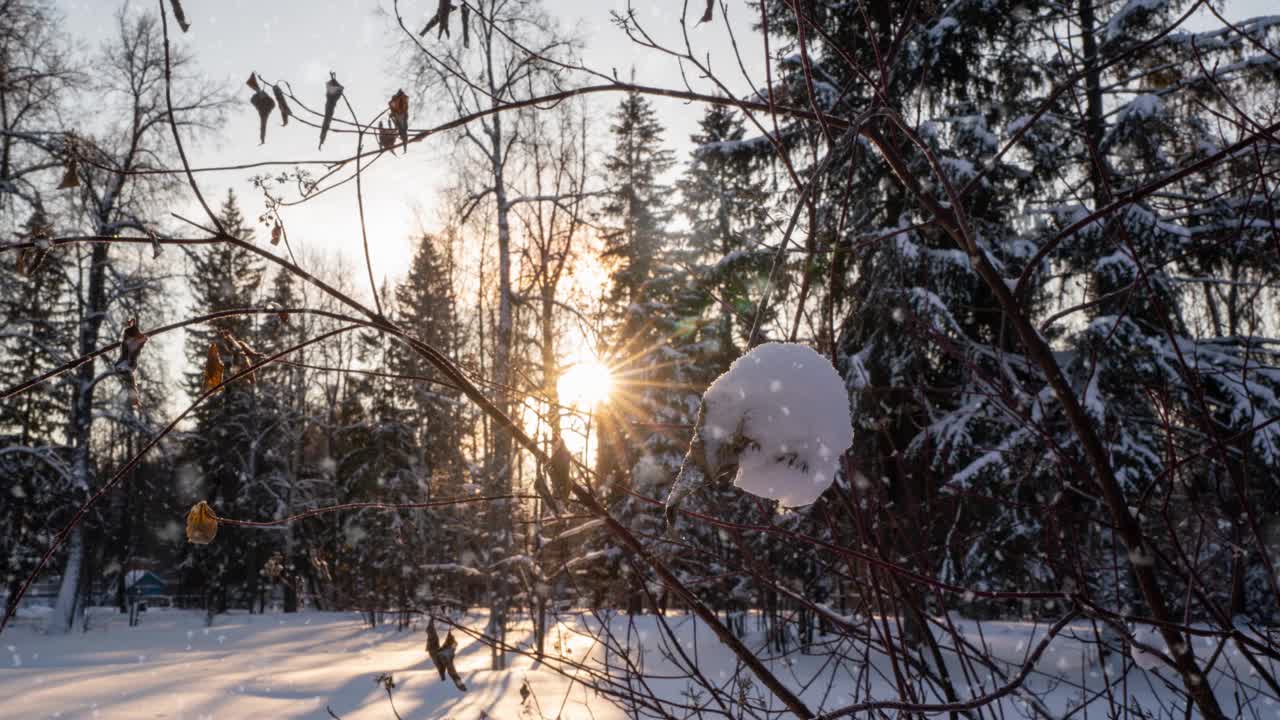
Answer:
[{"left": 558, "top": 358, "right": 613, "bottom": 409}]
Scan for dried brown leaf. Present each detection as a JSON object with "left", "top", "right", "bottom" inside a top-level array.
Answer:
[
  {"left": 251, "top": 89, "right": 276, "bottom": 144},
  {"left": 389, "top": 90, "right": 409, "bottom": 150},
  {"left": 186, "top": 500, "right": 218, "bottom": 545},
  {"left": 426, "top": 619, "right": 467, "bottom": 691},
  {"left": 220, "top": 330, "right": 262, "bottom": 383},
  {"left": 699, "top": 0, "right": 713, "bottom": 24},
  {"left": 310, "top": 552, "right": 332, "bottom": 581},
  {"left": 115, "top": 319, "right": 148, "bottom": 372},
  {"left": 318, "top": 72, "right": 344, "bottom": 150},
  {"left": 272, "top": 84, "right": 291, "bottom": 126},
  {"left": 246, "top": 72, "right": 260, "bottom": 92},
  {"left": 147, "top": 229, "right": 164, "bottom": 259},
  {"left": 202, "top": 342, "right": 224, "bottom": 392},
  {"left": 169, "top": 0, "right": 191, "bottom": 32},
  {"left": 57, "top": 159, "right": 79, "bottom": 189},
  {"left": 378, "top": 121, "right": 398, "bottom": 153}
]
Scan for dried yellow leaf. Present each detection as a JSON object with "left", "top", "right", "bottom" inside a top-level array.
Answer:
[
  {"left": 186, "top": 500, "right": 219, "bottom": 545},
  {"left": 202, "top": 342, "right": 224, "bottom": 392}
]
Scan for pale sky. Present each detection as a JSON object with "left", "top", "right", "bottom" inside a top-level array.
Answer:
[{"left": 54, "top": 0, "right": 769, "bottom": 305}]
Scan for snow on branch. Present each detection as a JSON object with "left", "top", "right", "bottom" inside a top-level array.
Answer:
[{"left": 669, "top": 343, "right": 853, "bottom": 512}]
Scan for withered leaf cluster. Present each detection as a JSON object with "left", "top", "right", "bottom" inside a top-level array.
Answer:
[
  {"left": 419, "top": 0, "right": 474, "bottom": 44},
  {"left": 241, "top": 73, "right": 410, "bottom": 155},
  {"left": 217, "top": 329, "right": 264, "bottom": 384},
  {"left": 426, "top": 619, "right": 467, "bottom": 691},
  {"left": 245, "top": 74, "right": 295, "bottom": 144},
  {"left": 246, "top": 73, "right": 277, "bottom": 144},
  {"left": 419, "top": 0, "right": 457, "bottom": 39}
]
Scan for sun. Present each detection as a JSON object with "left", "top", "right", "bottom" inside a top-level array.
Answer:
[{"left": 557, "top": 357, "right": 614, "bottom": 410}]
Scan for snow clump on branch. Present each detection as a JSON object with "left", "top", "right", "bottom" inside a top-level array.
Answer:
[{"left": 669, "top": 343, "right": 853, "bottom": 515}]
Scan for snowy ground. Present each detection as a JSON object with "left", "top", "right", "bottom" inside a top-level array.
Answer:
[
  {"left": 1, "top": 608, "right": 605, "bottom": 720},
  {"left": 1, "top": 608, "right": 1276, "bottom": 719}
]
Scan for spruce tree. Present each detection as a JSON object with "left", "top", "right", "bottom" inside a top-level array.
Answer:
[
  {"left": 586, "top": 90, "right": 680, "bottom": 611},
  {"left": 1033, "top": 1, "right": 1280, "bottom": 620},
  {"left": 677, "top": 103, "right": 774, "bottom": 362},
  {"left": 391, "top": 234, "right": 466, "bottom": 490},
  {"left": 599, "top": 90, "right": 676, "bottom": 320},
  {"left": 0, "top": 210, "right": 75, "bottom": 619},
  {"left": 181, "top": 190, "right": 282, "bottom": 614},
  {"left": 325, "top": 330, "right": 404, "bottom": 613},
  {"left": 647, "top": 104, "right": 781, "bottom": 619},
  {"left": 389, "top": 234, "right": 473, "bottom": 603},
  {"left": 740, "top": 0, "right": 1065, "bottom": 645},
  {"left": 594, "top": 89, "right": 676, "bottom": 462},
  {"left": 256, "top": 268, "right": 308, "bottom": 611}
]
